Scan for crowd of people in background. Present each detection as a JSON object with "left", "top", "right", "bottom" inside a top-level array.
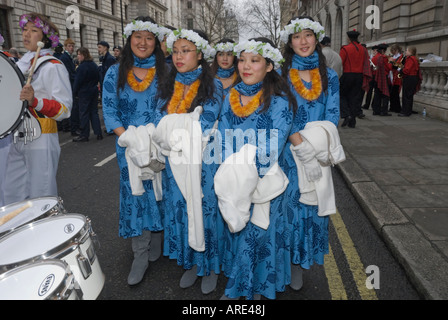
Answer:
[{"left": 0, "top": 11, "right": 423, "bottom": 300}]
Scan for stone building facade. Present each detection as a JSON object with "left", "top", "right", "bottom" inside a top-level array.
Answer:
[
  {"left": 0, "top": 0, "right": 183, "bottom": 61},
  {"left": 295, "top": 0, "right": 448, "bottom": 121}
]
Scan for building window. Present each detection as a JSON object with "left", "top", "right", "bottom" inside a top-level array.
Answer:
[
  {"left": 187, "top": 18, "right": 193, "bottom": 29},
  {"left": 187, "top": 1, "right": 193, "bottom": 9},
  {"left": 111, "top": 0, "right": 116, "bottom": 15}
]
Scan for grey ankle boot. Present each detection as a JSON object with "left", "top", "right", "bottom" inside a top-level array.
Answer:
[
  {"left": 148, "top": 231, "right": 162, "bottom": 262},
  {"left": 290, "top": 264, "right": 303, "bottom": 290},
  {"left": 127, "top": 231, "right": 151, "bottom": 285}
]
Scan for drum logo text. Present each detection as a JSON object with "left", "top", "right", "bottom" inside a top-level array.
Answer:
[
  {"left": 38, "top": 274, "right": 55, "bottom": 296},
  {"left": 64, "top": 223, "right": 75, "bottom": 234}
]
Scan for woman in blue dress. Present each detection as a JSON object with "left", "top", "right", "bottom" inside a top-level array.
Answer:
[
  {"left": 279, "top": 16, "right": 340, "bottom": 290},
  {"left": 156, "top": 29, "right": 224, "bottom": 294},
  {"left": 211, "top": 39, "right": 238, "bottom": 97},
  {"left": 102, "top": 16, "right": 167, "bottom": 286},
  {"left": 218, "top": 38, "right": 297, "bottom": 300}
]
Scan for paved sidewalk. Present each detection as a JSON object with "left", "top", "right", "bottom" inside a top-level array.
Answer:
[{"left": 336, "top": 109, "right": 448, "bottom": 300}]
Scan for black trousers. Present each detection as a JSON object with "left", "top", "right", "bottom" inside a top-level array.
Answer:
[
  {"left": 389, "top": 84, "right": 401, "bottom": 113},
  {"left": 78, "top": 91, "right": 102, "bottom": 138},
  {"left": 401, "top": 76, "right": 419, "bottom": 116},
  {"left": 340, "top": 73, "right": 364, "bottom": 119},
  {"left": 372, "top": 80, "right": 390, "bottom": 115}
]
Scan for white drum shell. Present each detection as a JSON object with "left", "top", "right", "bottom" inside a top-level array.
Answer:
[{"left": 0, "top": 214, "right": 105, "bottom": 300}]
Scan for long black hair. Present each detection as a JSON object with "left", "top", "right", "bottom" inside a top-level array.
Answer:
[
  {"left": 117, "top": 16, "right": 167, "bottom": 95},
  {"left": 235, "top": 37, "right": 297, "bottom": 114},
  {"left": 159, "top": 29, "right": 216, "bottom": 113},
  {"left": 211, "top": 38, "right": 237, "bottom": 75},
  {"left": 280, "top": 16, "right": 329, "bottom": 94}
]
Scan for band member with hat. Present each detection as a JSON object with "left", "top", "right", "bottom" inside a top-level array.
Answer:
[
  {"left": 388, "top": 44, "right": 404, "bottom": 113},
  {"left": 339, "top": 29, "right": 371, "bottom": 128},
  {"left": 2, "top": 13, "right": 72, "bottom": 205},
  {"left": 371, "top": 43, "right": 393, "bottom": 116}
]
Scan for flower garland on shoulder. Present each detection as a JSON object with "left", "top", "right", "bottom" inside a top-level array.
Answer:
[
  {"left": 289, "top": 68, "right": 322, "bottom": 101},
  {"left": 167, "top": 79, "right": 201, "bottom": 114},
  {"left": 229, "top": 88, "right": 263, "bottom": 118},
  {"left": 127, "top": 67, "right": 156, "bottom": 92}
]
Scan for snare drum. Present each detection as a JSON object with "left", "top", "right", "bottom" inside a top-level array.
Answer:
[
  {"left": 0, "top": 259, "right": 82, "bottom": 300},
  {"left": 0, "top": 52, "right": 41, "bottom": 142},
  {"left": 0, "top": 196, "right": 66, "bottom": 238},
  {"left": 0, "top": 214, "right": 105, "bottom": 300}
]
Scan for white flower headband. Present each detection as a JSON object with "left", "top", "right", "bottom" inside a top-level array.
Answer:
[
  {"left": 234, "top": 40, "right": 285, "bottom": 69},
  {"left": 123, "top": 20, "right": 161, "bottom": 39},
  {"left": 166, "top": 29, "right": 216, "bottom": 61},
  {"left": 214, "top": 42, "right": 235, "bottom": 53},
  {"left": 157, "top": 26, "right": 172, "bottom": 42},
  {"left": 280, "top": 18, "right": 326, "bottom": 43}
]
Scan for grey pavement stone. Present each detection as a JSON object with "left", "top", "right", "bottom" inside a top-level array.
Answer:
[
  {"left": 404, "top": 208, "right": 448, "bottom": 241},
  {"left": 382, "top": 224, "right": 448, "bottom": 300}
]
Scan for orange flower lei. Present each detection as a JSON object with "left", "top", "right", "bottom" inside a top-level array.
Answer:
[
  {"left": 167, "top": 79, "right": 201, "bottom": 114},
  {"left": 229, "top": 88, "right": 263, "bottom": 118},
  {"left": 127, "top": 68, "right": 156, "bottom": 92},
  {"left": 289, "top": 68, "right": 322, "bottom": 101}
]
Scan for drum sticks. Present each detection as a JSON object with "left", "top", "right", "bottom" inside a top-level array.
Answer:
[
  {"left": 0, "top": 201, "right": 32, "bottom": 227},
  {"left": 26, "top": 41, "right": 45, "bottom": 85}
]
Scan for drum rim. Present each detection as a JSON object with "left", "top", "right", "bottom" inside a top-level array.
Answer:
[
  {"left": 0, "top": 259, "right": 75, "bottom": 300},
  {"left": 0, "top": 52, "right": 27, "bottom": 139},
  {"left": 0, "top": 213, "right": 89, "bottom": 271}
]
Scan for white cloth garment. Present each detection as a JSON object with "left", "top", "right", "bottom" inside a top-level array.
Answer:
[
  {"left": 291, "top": 121, "right": 346, "bottom": 216},
  {"left": 152, "top": 107, "right": 205, "bottom": 252},
  {"left": 214, "top": 144, "right": 289, "bottom": 232},
  {"left": 251, "top": 162, "right": 289, "bottom": 230},
  {"left": 118, "top": 124, "right": 163, "bottom": 200}
]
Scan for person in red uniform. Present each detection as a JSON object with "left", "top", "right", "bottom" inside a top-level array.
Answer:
[
  {"left": 339, "top": 30, "right": 371, "bottom": 128},
  {"left": 371, "top": 43, "right": 393, "bottom": 116},
  {"left": 399, "top": 46, "right": 421, "bottom": 117},
  {"left": 388, "top": 44, "right": 404, "bottom": 113}
]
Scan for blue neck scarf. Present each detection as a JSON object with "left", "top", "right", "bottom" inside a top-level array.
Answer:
[
  {"left": 175, "top": 66, "right": 203, "bottom": 85},
  {"left": 234, "top": 81, "right": 263, "bottom": 96},
  {"left": 292, "top": 51, "right": 319, "bottom": 71},
  {"left": 133, "top": 53, "right": 156, "bottom": 69},
  {"left": 217, "top": 66, "right": 235, "bottom": 79}
]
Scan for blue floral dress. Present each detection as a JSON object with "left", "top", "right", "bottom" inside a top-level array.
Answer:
[
  {"left": 158, "top": 70, "right": 224, "bottom": 277},
  {"left": 102, "top": 56, "right": 164, "bottom": 239},
  {"left": 218, "top": 82, "right": 293, "bottom": 300},
  {"left": 280, "top": 55, "right": 340, "bottom": 268}
]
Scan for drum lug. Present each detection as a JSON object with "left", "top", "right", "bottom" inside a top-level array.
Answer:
[
  {"left": 86, "top": 217, "right": 101, "bottom": 250},
  {"left": 77, "top": 253, "right": 93, "bottom": 280}
]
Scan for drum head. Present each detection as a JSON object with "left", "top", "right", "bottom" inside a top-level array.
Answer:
[
  {"left": 0, "top": 214, "right": 86, "bottom": 266},
  {"left": 0, "top": 260, "right": 69, "bottom": 300},
  {"left": 0, "top": 52, "right": 26, "bottom": 138},
  {"left": 0, "top": 197, "right": 60, "bottom": 235}
]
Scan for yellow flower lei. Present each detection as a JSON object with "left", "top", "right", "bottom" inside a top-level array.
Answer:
[
  {"left": 229, "top": 87, "right": 263, "bottom": 118},
  {"left": 167, "top": 80, "right": 201, "bottom": 114},
  {"left": 289, "top": 68, "right": 322, "bottom": 101},
  {"left": 127, "top": 68, "right": 156, "bottom": 92}
]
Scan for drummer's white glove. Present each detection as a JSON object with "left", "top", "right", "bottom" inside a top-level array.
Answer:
[{"left": 292, "top": 140, "right": 322, "bottom": 182}]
